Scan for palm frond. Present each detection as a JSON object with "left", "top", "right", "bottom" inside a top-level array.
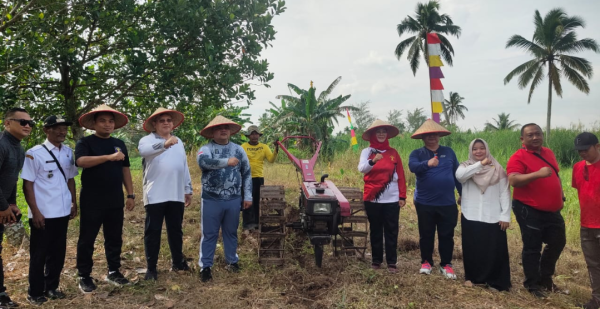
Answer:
[
  {"left": 286, "top": 83, "right": 306, "bottom": 96},
  {"left": 559, "top": 55, "right": 593, "bottom": 77},
  {"left": 561, "top": 63, "right": 590, "bottom": 93},
  {"left": 557, "top": 38, "right": 599, "bottom": 54},
  {"left": 549, "top": 63, "right": 563, "bottom": 97},
  {"left": 395, "top": 36, "right": 417, "bottom": 60},
  {"left": 318, "top": 76, "right": 342, "bottom": 102},
  {"left": 506, "top": 35, "right": 546, "bottom": 57},
  {"left": 407, "top": 38, "right": 422, "bottom": 76},
  {"left": 437, "top": 34, "right": 455, "bottom": 66},
  {"left": 504, "top": 59, "right": 538, "bottom": 84},
  {"left": 527, "top": 64, "right": 545, "bottom": 103},
  {"left": 517, "top": 61, "right": 543, "bottom": 89}
]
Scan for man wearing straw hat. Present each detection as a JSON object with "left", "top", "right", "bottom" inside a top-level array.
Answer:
[
  {"left": 241, "top": 125, "right": 278, "bottom": 231},
  {"left": 138, "top": 108, "right": 193, "bottom": 281},
  {"left": 22, "top": 115, "right": 78, "bottom": 305},
  {"left": 408, "top": 119, "right": 462, "bottom": 280},
  {"left": 197, "top": 115, "right": 252, "bottom": 282},
  {"left": 75, "top": 104, "right": 135, "bottom": 293}
]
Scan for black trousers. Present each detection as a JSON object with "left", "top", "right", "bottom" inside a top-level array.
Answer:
[
  {"left": 242, "top": 177, "right": 264, "bottom": 229},
  {"left": 0, "top": 224, "right": 5, "bottom": 293},
  {"left": 365, "top": 201, "right": 400, "bottom": 265},
  {"left": 513, "top": 199, "right": 566, "bottom": 291},
  {"left": 415, "top": 202, "right": 458, "bottom": 267},
  {"left": 144, "top": 201, "right": 185, "bottom": 270},
  {"left": 28, "top": 215, "right": 69, "bottom": 297},
  {"left": 76, "top": 207, "right": 124, "bottom": 277}
]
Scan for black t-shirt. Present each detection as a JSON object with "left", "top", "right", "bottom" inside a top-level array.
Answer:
[{"left": 75, "top": 135, "right": 130, "bottom": 209}]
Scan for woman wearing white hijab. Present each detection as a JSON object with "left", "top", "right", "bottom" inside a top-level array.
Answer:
[{"left": 455, "top": 138, "right": 511, "bottom": 291}]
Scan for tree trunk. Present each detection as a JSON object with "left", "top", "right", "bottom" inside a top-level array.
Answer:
[{"left": 546, "top": 68, "right": 553, "bottom": 143}]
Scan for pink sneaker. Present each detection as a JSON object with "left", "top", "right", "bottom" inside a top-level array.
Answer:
[
  {"left": 388, "top": 264, "right": 398, "bottom": 274},
  {"left": 371, "top": 263, "right": 381, "bottom": 270},
  {"left": 419, "top": 261, "right": 432, "bottom": 275},
  {"left": 440, "top": 264, "right": 457, "bottom": 280}
]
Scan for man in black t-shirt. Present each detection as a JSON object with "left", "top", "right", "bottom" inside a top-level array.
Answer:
[{"left": 74, "top": 105, "right": 135, "bottom": 293}]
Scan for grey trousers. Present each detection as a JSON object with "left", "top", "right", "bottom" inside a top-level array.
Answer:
[{"left": 581, "top": 227, "right": 600, "bottom": 301}]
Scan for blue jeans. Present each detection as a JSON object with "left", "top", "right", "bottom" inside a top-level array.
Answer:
[{"left": 199, "top": 197, "right": 241, "bottom": 268}]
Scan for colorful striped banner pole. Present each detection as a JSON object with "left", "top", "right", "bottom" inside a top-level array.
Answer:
[
  {"left": 346, "top": 108, "right": 359, "bottom": 151},
  {"left": 427, "top": 33, "right": 444, "bottom": 123}
]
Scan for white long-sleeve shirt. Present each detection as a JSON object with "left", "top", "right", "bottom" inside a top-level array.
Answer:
[
  {"left": 455, "top": 162, "right": 511, "bottom": 223},
  {"left": 138, "top": 133, "right": 192, "bottom": 206}
]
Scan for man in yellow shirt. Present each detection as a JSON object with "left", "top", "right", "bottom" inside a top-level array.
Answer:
[{"left": 241, "top": 125, "right": 278, "bottom": 231}]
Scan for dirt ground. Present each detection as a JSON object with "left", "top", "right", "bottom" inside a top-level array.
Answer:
[{"left": 2, "top": 160, "right": 593, "bottom": 309}]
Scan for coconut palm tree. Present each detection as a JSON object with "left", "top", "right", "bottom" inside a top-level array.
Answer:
[
  {"left": 394, "top": 0, "right": 461, "bottom": 75},
  {"left": 484, "top": 113, "right": 520, "bottom": 131},
  {"left": 504, "top": 8, "right": 599, "bottom": 140},
  {"left": 443, "top": 92, "right": 467, "bottom": 126}
]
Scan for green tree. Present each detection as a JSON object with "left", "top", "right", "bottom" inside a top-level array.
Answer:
[
  {"left": 406, "top": 107, "right": 427, "bottom": 132},
  {"left": 394, "top": 0, "right": 461, "bottom": 75},
  {"left": 484, "top": 112, "right": 520, "bottom": 131},
  {"left": 386, "top": 109, "right": 406, "bottom": 133},
  {"left": 0, "top": 0, "right": 286, "bottom": 141},
  {"left": 351, "top": 101, "right": 376, "bottom": 132},
  {"left": 504, "top": 8, "right": 599, "bottom": 140},
  {"left": 443, "top": 92, "right": 467, "bottom": 126}
]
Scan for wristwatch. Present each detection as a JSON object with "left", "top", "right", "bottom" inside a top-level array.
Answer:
[{"left": 127, "top": 194, "right": 136, "bottom": 200}]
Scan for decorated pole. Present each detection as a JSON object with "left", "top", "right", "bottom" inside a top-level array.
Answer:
[
  {"left": 427, "top": 33, "right": 444, "bottom": 123},
  {"left": 346, "top": 108, "right": 359, "bottom": 151}
]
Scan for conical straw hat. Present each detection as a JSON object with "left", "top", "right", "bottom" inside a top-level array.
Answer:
[
  {"left": 411, "top": 119, "right": 451, "bottom": 139},
  {"left": 78, "top": 104, "right": 129, "bottom": 130},
  {"left": 143, "top": 108, "right": 185, "bottom": 133},
  {"left": 362, "top": 119, "right": 400, "bottom": 141},
  {"left": 200, "top": 115, "right": 242, "bottom": 139}
]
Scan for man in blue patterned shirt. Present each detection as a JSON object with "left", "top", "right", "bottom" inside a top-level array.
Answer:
[{"left": 197, "top": 116, "right": 252, "bottom": 282}]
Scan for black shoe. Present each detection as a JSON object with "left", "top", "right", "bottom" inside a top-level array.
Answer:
[
  {"left": 145, "top": 269, "right": 158, "bottom": 281},
  {"left": 27, "top": 295, "right": 47, "bottom": 306},
  {"left": 200, "top": 267, "right": 212, "bottom": 282},
  {"left": 226, "top": 262, "right": 241, "bottom": 273},
  {"left": 106, "top": 271, "right": 130, "bottom": 286},
  {"left": 0, "top": 293, "right": 19, "bottom": 307},
  {"left": 528, "top": 289, "right": 548, "bottom": 299},
  {"left": 78, "top": 276, "right": 97, "bottom": 294},
  {"left": 44, "top": 289, "right": 66, "bottom": 300},
  {"left": 171, "top": 261, "right": 190, "bottom": 272}
]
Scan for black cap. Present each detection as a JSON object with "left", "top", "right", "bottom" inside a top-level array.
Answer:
[
  {"left": 44, "top": 115, "right": 73, "bottom": 127},
  {"left": 574, "top": 132, "right": 599, "bottom": 150}
]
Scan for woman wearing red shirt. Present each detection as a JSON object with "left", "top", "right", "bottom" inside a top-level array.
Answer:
[{"left": 358, "top": 119, "right": 407, "bottom": 273}]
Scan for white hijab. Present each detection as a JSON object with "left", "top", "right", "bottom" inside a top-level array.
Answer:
[{"left": 460, "top": 138, "right": 506, "bottom": 193}]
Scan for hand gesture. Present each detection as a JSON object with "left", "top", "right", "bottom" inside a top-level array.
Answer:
[
  {"left": 373, "top": 153, "right": 383, "bottom": 163},
  {"left": 398, "top": 200, "right": 406, "bottom": 208},
  {"left": 126, "top": 198, "right": 135, "bottom": 211},
  {"left": 428, "top": 156, "right": 439, "bottom": 167},
  {"left": 164, "top": 136, "right": 178, "bottom": 149},
  {"left": 499, "top": 221, "right": 510, "bottom": 231},
  {"left": 32, "top": 210, "right": 45, "bottom": 230},
  {"left": 481, "top": 158, "right": 491, "bottom": 166},
  {"left": 243, "top": 201, "right": 252, "bottom": 209},
  {"left": 109, "top": 151, "right": 125, "bottom": 161},
  {"left": 184, "top": 194, "right": 192, "bottom": 207},
  {"left": 0, "top": 208, "right": 16, "bottom": 224},
  {"left": 70, "top": 203, "right": 78, "bottom": 219},
  {"left": 227, "top": 157, "right": 239, "bottom": 166},
  {"left": 537, "top": 167, "right": 552, "bottom": 178}
]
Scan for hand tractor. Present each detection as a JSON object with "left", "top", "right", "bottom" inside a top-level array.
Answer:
[{"left": 258, "top": 136, "right": 369, "bottom": 267}]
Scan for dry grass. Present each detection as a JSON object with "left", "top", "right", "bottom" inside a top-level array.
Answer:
[{"left": 2, "top": 153, "right": 593, "bottom": 309}]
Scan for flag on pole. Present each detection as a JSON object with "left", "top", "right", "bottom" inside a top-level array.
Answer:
[
  {"left": 346, "top": 108, "right": 358, "bottom": 151},
  {"left": 427, "top": 33, "right": 444, "bottom": 123}
]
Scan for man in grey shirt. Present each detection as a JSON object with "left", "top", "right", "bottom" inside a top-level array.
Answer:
[{"left": 0, "top": 107, "right": 33, "bottom": 308}]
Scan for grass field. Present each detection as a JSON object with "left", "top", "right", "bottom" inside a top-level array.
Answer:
[{"left": 4, "top": 131, "right": 596, "bottom": 308}]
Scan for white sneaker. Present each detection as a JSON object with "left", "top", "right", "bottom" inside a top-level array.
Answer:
[
  {"left": 440, "top": 264, "right": 457, "bottom": 280},
  {"left": 419, "top": 261, "right": 432, "bottom": 275}
]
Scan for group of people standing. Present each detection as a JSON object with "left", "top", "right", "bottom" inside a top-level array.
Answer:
[
  {"left": 359, "top": 118, "right": 600, "bottom": 308},
  {"left": 0, "top": 105, "right": 277, "bottom": 307}
]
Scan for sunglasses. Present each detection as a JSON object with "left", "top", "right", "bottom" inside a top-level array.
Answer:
[
  {"left": 9, "top": 118, "right": 35, "bottom": 127},
  {"left": 158, "top": 118, "right": 173, "bottom": 123}
]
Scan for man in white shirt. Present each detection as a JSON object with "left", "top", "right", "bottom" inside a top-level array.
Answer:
[
  {"left": 138, "top": 108, "right": 192, "bottom": 281},
  {"left": 22, "top": 115, "right": 78, "bottom": 305}
]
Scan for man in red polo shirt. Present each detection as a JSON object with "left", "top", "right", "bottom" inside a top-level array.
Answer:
[
  {"left": 507, "top": 123, "right": 566, "bottom": 298},
  {"left": 572, "top": 132, "right": 600, "bottom": 309}
]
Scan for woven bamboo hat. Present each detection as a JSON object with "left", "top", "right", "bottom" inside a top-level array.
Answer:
[
  {"left": 78, "top": 104, "right": 129, "bottom": 130},
  {"left": 143, "top": 108, "right": 184, "bottom": 133},
  {"left": 362, "top": 119, "right": 400, "bottom": 141},
  {"left": 200, "top": 115, "right": 242, "bottom": 139},
  {"left": 411, "top": 119, "right": 451, "bottom": 139}
]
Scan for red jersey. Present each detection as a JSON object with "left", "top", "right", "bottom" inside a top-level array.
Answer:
[
  {"left": 506, "top": 147, "right": 563, "bottom": 212},
  {"left": 572, "top": 160, "right": 600, "bottom": 228}
]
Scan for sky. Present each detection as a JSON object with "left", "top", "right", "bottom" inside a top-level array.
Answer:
[{"left": 245, "top": 0, "right": 600, "bottom": 132}]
